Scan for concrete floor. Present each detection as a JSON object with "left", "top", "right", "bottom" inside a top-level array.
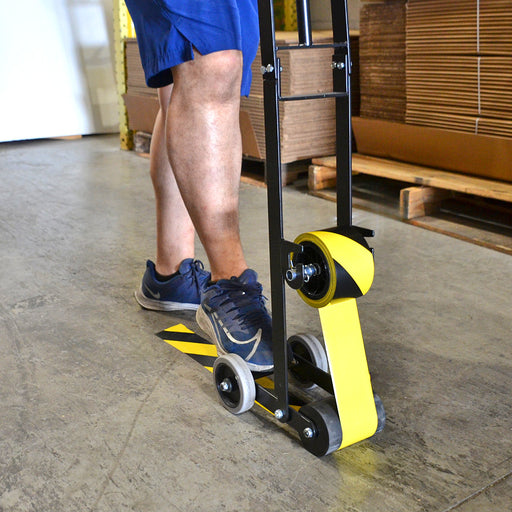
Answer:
[{"left": 0, "top": 134, "right": 511, "bottom": 512}]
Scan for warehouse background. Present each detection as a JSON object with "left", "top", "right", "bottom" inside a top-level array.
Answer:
[{"left": 0, "top": 0, "right": 359, "bottom": 142}]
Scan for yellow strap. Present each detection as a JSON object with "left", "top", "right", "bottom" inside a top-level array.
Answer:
[{"left": 319, "top": 299, "right": 378, "bottom": 448}]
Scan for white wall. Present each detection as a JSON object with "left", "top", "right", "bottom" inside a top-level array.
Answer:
[{"left": 0, "top": 0, "right": 118, "bottom": 142}]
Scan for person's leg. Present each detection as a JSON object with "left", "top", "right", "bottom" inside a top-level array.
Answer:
[
  {"left": 167, "top": 49, "right": 273, "bottom": 371},
  {"left": 134, "top": 84, "right": 210, "bottom": 312},
  {"left": 150, "top": 84, "right": 196, "bottom": 277},
  {"left": 166, "top": 49, "right": 248, "bottom": 282}
]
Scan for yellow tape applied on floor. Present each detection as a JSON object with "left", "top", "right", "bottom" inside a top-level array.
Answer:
[{"left": 157, "top": 324, "right": 301, "bottom": 416}]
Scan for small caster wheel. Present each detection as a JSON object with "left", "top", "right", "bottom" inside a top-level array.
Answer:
[
  {"left": 288, "top": 333, "right": 328, "bottom": 390},
  {"left": 374, "top": 393, "right": 386, "bottom": 434},
  {"left": 213, "top": 354, "right": 256, "bottom": 415},
  {"left": 299, "top": 397, "right": 342, "bottom": 456}
]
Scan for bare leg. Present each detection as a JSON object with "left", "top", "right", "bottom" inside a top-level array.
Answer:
[
  {"left": 166, "top": 49, "right": 248, "bottom": 282},
  {"left": 150, "top": 84, "right": 195, "bottom": 276}
]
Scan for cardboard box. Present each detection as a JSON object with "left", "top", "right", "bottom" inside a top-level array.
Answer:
[
  {"left": 123, "top": 93, "right": 159, "bottom": 133},
  {"left": 123, "top": 34, "right": 356, "bottom": 166},
  {"left": 352, "top": 116, "right": 512, "bottom": 183},
  {"left": 407, "top": 0, "right": 512, "bottom": 56},
  {"left": 359, "top": 0, "right": 406, "bottom": 122},
  {"left": 241, "top": 95, "right": 336, "bottom": 163},
  {"left": 241, "top": 31, "right": 359, "bottom": 163}
]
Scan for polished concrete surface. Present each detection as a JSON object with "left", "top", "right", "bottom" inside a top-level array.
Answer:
[{"left": 0, "top": 134, "right": 511, "bottom": 512}]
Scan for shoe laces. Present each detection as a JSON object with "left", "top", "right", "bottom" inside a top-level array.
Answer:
[
  {"left": 185, "top": 260, "right": 207, "bottom": 284},
  {"left": 214, "top": 278, "right": 269, "bottom": 329}
]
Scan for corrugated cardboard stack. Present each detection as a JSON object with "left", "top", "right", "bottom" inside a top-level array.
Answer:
[
  {"left": 123, "top": 38, "right": 159, "bottom": 133},
  {"left": 125, "top": 38, "right": 155, "bottom": 97},
  {"left": 123, "top": 33, "right": 360, "bottom": 165},
  {"left": 359, "top": 0, "right": 406, "bottom": 122},
  {"left": 406, "top": 0, "right": 512, "bottom": 138},
  {"left": 241, "top": 31, "right": 359, "bottom": 163}
]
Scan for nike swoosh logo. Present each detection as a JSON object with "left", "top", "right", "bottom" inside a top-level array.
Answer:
[
  {"left": 205, "top": 307, "right": 264, "bottom": 364},
  {"left": 224, "top": 324, "right": 262, "bottom": 347},
  {"left": 144, "top": 283, "right": 160, "bottom": 299},
  {"left": 211, "top": 310, "right": 262, "bottom": 346}
]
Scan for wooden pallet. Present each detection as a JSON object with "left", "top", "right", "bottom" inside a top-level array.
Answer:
[
  {"left": 309, "top": 154, "right": 512, "bottom": 255},
  {"left": 310, "top": 154, "right": 512, "bottom": 219}
]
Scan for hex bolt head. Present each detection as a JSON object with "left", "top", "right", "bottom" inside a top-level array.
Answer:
[
  {"left": 219, "top": 379, "right": 232, "bottom": 393},
  {"left": 274, "top": 409, "right": 285, "bottom": 420},
  {"left": 303, "top": 427, "right": 314, "bottom": 439}
]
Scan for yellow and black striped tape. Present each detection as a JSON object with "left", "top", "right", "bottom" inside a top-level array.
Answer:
[
  {"left": 294, "top": 231, "right": 374, "bottom": 308},
  {"left": 293, "top": 231, "right": 379, "bottom": 448},
  {"left": 157, "top": 324, "right": 305, "bottom": 412},
  {"left": 157, "top": 324, "right": 218, "bottom": 371}
]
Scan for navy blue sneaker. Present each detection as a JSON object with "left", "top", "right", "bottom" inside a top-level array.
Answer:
[
  {"left": 135, "top": 259, "right": 210, "bottom": 311},
  {"left": 196, "top": 269, "right": 273, "bottom": 372}
]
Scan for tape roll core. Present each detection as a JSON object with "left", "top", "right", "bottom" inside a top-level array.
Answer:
[{"left": 295, "top": 231, "right": 374, "bottom": 308}]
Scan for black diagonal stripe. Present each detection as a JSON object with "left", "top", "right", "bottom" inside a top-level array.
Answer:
[
  {"left": 157, "top": 329, "right": 307, "bottom": 395},
  {"left": 188, "top": 354, "right": 217, "bottom": 367},
  {"left": 333, "top": 260, "right": 363, "bottom": 299},
  {"left": 156, "top": 329, "right": 211, "bottom": 345}
]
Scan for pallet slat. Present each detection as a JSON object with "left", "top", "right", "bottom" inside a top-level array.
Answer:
[
  {"left": 399, "top": 186, "right": 451, "bottom": 219},
  {"left": 311, "top": 154, "right": 512, "bottom": 203}
]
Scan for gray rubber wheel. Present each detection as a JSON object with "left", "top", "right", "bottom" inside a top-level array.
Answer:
[
  {"left": 213, "top": 354, "right": 256, "bottom": 415},
  {"left": 288, "top": 333, "right": 329, "bottom": 390}
]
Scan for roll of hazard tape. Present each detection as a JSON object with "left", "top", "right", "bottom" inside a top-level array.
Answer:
[
  {"left": 294, "top": 231, "right": 378, "bottom": 448},
  {"left": 294, "top": 231, "right": 375, "bottom": 308}
]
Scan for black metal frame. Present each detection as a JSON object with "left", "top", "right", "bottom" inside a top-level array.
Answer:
[{"left": 255, "top": 0, "right": 372, "bottom": 436}]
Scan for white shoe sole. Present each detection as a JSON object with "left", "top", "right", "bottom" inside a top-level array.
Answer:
[{"left": 134, "top": 288, "right": 199, "bottom": 312}]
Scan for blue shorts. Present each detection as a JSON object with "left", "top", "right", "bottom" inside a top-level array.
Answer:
[{"left": 125, "top": 0, "right": 259, "bottom": 96}]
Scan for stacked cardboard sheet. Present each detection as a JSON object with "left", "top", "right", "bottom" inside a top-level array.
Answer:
[
  {"left": 249, "top": 35, "right": 334, "bottom": 98},
  {"left": 123, "top": 32, "right": 359, "bottom": 162},
  {"left": 407, "top": 0, "right": 512, "bottom": 56},
  {"left": 124, "top": 38, "right": 159, "bottom": 133},
  {"left": 241, "top": 95, "right": 336, "bottom": 163},
  {"left": 359, "top": 0, "right": 406, "bottom": 122},
  {"left": 406, "top": 0, "right": 512, "bottom": 138},
  {"left": 125, "top": 39, "right": 157, "bottom": 98},
  {"left": 241, "top": 31, "right": 358, "bottom": 163}
]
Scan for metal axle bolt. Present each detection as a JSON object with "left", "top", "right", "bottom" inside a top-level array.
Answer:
[
  {"left": 219, "top": 379, "right": 232, "bottom": 393},
  {"left": 260, "top": 64, "right": 275, "bottom": 74},
  {"left": 274, "top": 409, "right": 285, "bottom": 420},
  {"left": 331, "top": 61, "right": 345, "bottom": 70},
  {"left": 285, "top": 263, "right": 321, "bottom": 288},
  {"left": 303, "top": 427, "right": 314, "bottom": 439}
]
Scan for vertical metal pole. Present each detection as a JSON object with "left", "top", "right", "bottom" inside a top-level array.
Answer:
[
  {"left": 331, "top": 0, "right": 352, "bottom": 228},
  {"left": 296, "top": 0, "right": 313, "bottom": 46},
  {"left": 257, "top": 0, "right": 290, "bottom": 419},
  {"left": 113, "top": 0, "right": 135, "bottom": 150}
]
